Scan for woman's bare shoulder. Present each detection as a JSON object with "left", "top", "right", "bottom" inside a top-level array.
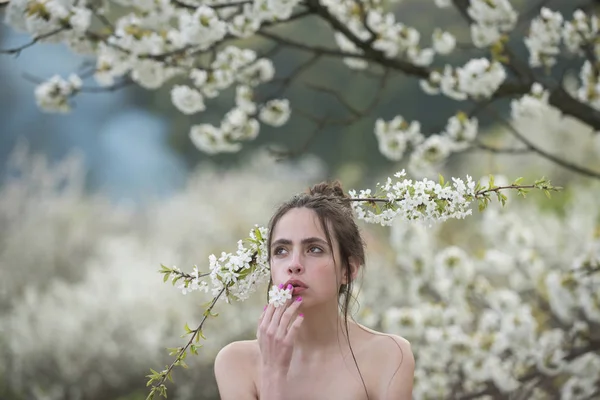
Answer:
[
  {"left": 215, "top": 340, "right": 260, "bottom": 367},
  {"left": 214, "top": 340, "right": 260, "bottom": 399},
  {"left": 358, "top": 326, "right": 413, "bottom": 363},
  {"left": 354, "top": 325, "right": 415, "bottom": 399}
]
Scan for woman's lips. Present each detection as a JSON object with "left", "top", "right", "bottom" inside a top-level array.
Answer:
[{"left": 292, "top": 287, "right": 306, "bottom": 295}]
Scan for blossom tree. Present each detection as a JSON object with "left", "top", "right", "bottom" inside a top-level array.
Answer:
[
  {"left": 1, "top": 0, "right": 599, "bottom": 178},
  {"left": 2, "top": 0, "right": 600, "bottom": 399}
]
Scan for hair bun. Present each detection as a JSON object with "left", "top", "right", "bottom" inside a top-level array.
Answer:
[{"left": 308, "top": 180, "right": 348, "bottom": 200}]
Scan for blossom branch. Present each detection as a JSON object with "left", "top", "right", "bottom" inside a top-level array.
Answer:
[
  {"left": 486, "top": 106, "right": 600, "bottom": 179},
  {"left": 146, "top": 287, "right": 225, "bottom": 400},
  {"left": 0, "top": 28, "right": 66, "bottom": 56},
  {"left": 172, "top": 0, "right": 251, "bottom": 10}
]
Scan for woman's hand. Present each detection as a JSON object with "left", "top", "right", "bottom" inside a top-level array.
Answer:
[{"left": 257, "top": 286, "right": 304, "bottom": 399}]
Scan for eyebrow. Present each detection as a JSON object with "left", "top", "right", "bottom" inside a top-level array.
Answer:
[{"left": 271, "top": 237, "right": 329, "bottom": 248}]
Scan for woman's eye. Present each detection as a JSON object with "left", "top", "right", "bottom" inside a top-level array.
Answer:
[
  {"left": 309, "top": 246, "right": 323, "bottom": 253},
  {"left": 273, "top": 247, "right": 287, "bottom": 255}
]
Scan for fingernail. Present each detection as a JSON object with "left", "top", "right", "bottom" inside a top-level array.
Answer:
[
  {"left": 296, "top": 297, "right": 302, "bottom": 302},
  {"left": 287, "top": 284, "right": 293, "bottom": 290},
  {"left": 299, "top": 313, "right": 304, "bottom": 317},
  {"left": 263, "top": 305, "right": 267, "bottom": 311},
  {"left": 278, "top": 283, "right": 284, "bottom": 289}
]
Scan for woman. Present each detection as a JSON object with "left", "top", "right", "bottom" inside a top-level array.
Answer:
[{"left": 214, "top": 181, "right": 415, "bottom": 399}]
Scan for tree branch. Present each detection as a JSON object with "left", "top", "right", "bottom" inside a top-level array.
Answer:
[
  {"left": 304, "top": 0, "right": 430, "bottom": 79},
  {"left": 0, "top": 28, "right": 66, "bottom": 56},
  {"left": 171, "top": 0, "right": 251, "bottom": 10},
  {"left": 486, "top": 106, "right": 600, "bottom": 179},
  {"left": 257, "top": 30, "right": 369, "bottom": 60}
]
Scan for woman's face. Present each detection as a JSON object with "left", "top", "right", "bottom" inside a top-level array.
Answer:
[{"left": 270, "top": 207, "right": 343, "bottom": 305}]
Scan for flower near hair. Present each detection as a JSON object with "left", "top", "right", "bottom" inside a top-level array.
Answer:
[{"left": 268, "top": 285, "right": 292, "bottom": 307}]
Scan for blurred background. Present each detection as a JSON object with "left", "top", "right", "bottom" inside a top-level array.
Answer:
[{"left": 1, "top": 0, "right": 599, "bottom": 399}]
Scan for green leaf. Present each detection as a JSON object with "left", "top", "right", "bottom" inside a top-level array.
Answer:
[
  {"left": 160, "top": 264, "right": 171, "bottom": 272},
  {"left": 438, "top": 174, "right": 445, "bottom": 186}
]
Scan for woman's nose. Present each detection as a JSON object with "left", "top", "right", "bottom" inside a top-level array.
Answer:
[{"left": 287, "top": 254, "right": 304, "bottom": 274}]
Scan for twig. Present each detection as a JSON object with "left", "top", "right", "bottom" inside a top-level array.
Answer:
[
  {"left": 470, "top": 141, "right": 530, "bottom": 154},
  {"left": 171, "top": 0, "right": 251, "bottom": 10},
  {"left": 257, "top": 30, "right": 369, "bottom": 60},
  {"left": 486, "top": 106, "right": 600, "bottom": 180},
  {"left": 0, "top": 28, "right": 65, "bottom": 56},
  {"left": 147, "top": 288, "right": 226, "bottom": 398},
  {"left": 305, "top": 82, "right": 362, "bottom": 116}
]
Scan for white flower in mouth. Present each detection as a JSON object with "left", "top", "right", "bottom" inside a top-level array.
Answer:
[{"left": 268, "top": 285, "right": 292, "bottom": 307}]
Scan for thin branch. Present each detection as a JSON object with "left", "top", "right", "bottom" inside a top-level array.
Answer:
[
  {"left": 305, "top": 82, "right": 362, "bottom": 116},
  {"left": 0, "top": 28, "right": 66, "bottom": 56},
  {"left": 304, "top": 0, "right": 430, "bottom": 79},
  {"left": 486, "top": 106, "right": 600, "bottom": 180},
  {"left": 22, "top": 72, "right": 133, "bottom": 92},
  {"left": 470, "top": 141, "right": 530, "bottom": 154},
  {"left": 148, "top": 288, "right": 226, "bottom": 396},
  {"left": 267, "top": 52, "right": 321, "bottom": 100},
  {"left": 171, "top": 0, "right": 251, "bottom": 10},
  {"left": 257, "top": 30, "right": 368, "bottom": 60},
  {"left": 268, "top": 115, "right": 329, "bottom": 160}
]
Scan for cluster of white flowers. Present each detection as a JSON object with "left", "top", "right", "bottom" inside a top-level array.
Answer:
[
  {"left": 578, "top": 61, "right": 600, "bottom": 111},
  {"left": 421, "top": 58, "right": 506, "bottom": 101},
  {"left": 268, "top": 284, "right": 293, "bottom": 307},
  {"left": 525, "top": 8, "right": 564, "bottom": 68},
  {"left": 375, "top": 112, "right": 478, "bottom": 176},
  {"left": 34, "top": 74, "right": 82, "bottom": 113},
  {"left": 374, "top": 116, "right": 424, "bottom": 161},
  {"left": 348, "top": 170, "right": 476, "bottom": 226},
  {"left": 322, "top": 1, "right": 437, "bottom": 67},
  {"left": 467, "top": 0, "right": 517, "bottom": 48},
  {"left": 171, "top": 226, "right": 270, "bottom": 302},
  {"left": 510, "top": 82, "right": 553, "bottom": 120},
  {"left": 432, "top": 28, "right": 456, "bottom": 55},
  {"left": 563, "top": 10, "right": 599, "bottom": 55},
  {"left": 366, "top": 182, "right": 600, "bottom": 398}
]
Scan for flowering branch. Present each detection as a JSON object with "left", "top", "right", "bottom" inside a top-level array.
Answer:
[
  {"left": 0, "top": 28, "right": 66, "bottom": 56},
  {"left": 145, "top": 287, "right": 225, "bottom": 400},
  {"left": 486, "top": 106, "right": 600, "bottom": 179}
]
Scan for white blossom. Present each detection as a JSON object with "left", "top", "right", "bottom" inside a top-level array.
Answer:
[
  {"left": 268, "top": 285, "right": 292, "bottom": 307},
  {"left": 171, "top": 85, "right": 206, "bottom": 115},
  {"left": 34, "top": 74, "right": 82, "bottom": 113},
  {"left": 374, "top": 116, "right": 423, "bottom": 161},
  {"left": 259, "top": 99, "right": 291, "bottom": 127},
  {"left": 432, "top": 29, "right": 456, "bottom": 55},
  {"left": 189, "top": 124, "right": 241, "bottom": 154},
  {"left": 525, "top": 8, "right": 564, "bottom": 68},
  {"left": 442, "top": 113, "right": 478, "bottom": 151},
  {"left": 511, "top": 83, "right": 553, "bottom": 120},
  {"left": 455, "top": 58, "right": 507, "bottom": 99}
]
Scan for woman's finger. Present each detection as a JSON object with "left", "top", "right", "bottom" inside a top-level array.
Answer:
[
  {"left": 284, "top": 313, "right": 304, "bottom": 344},
  {"left": 277, "top": 297, "right": 302, "bottom": 335},
  {"left": 268, "top": 286, "right": 294, "bottom": 329},
  {"left": 258, "top": 303, "right": 275, "bottom": 336}
]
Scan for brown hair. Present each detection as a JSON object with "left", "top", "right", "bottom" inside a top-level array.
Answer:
[{"left": 266, "top": 180, "right": 370, "bottom": 398}]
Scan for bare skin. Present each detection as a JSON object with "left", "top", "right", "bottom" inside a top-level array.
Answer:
[{"left": 214, "top": 208, "right": 414, "bottom": 399}]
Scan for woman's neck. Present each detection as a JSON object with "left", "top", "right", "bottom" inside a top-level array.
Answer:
[{"left": 293, "top": 302, "right": 354, "bottom": 356}]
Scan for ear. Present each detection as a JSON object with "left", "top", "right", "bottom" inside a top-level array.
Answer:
[{"left": 342, "top": 256, "right": 360, "bottom": 284}]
